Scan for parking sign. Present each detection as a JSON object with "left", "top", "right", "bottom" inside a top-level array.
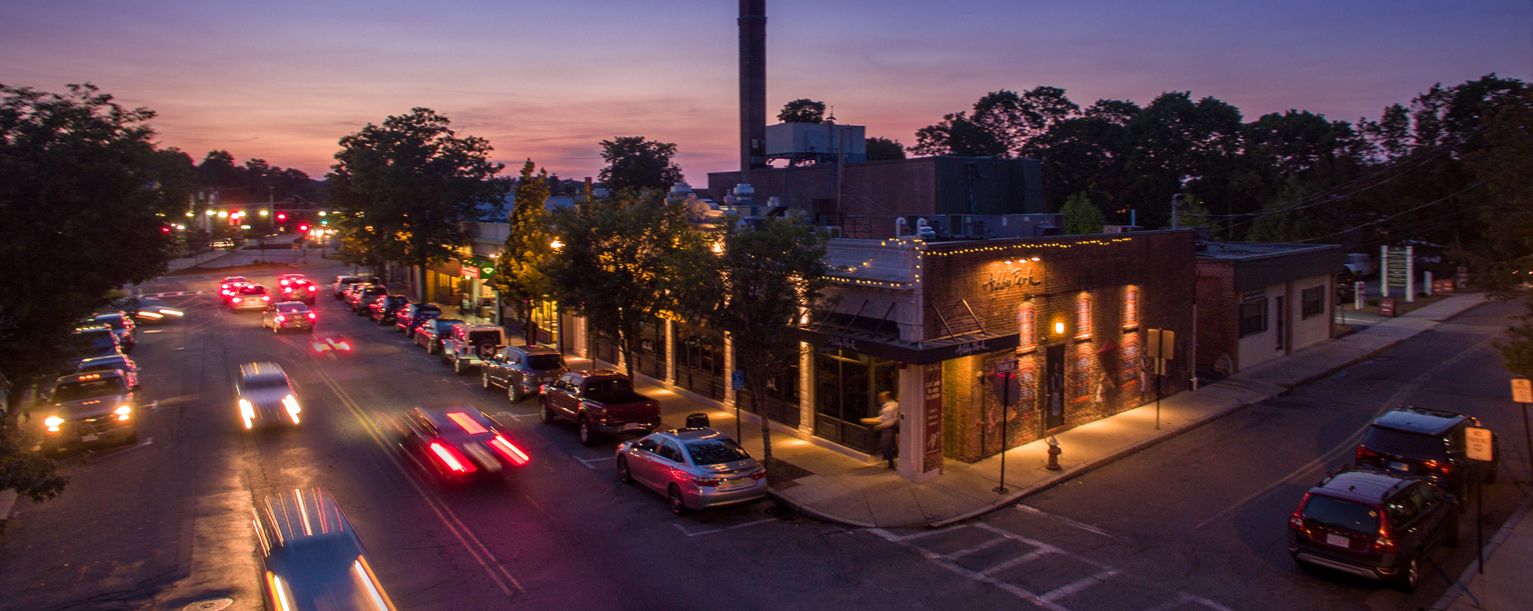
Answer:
[
  {"left": 1512, "top": 379, "right": 1532, "bottom": 404},
  {"left": 1466, "top": 427, "right": 1494, "bottom": 462}
]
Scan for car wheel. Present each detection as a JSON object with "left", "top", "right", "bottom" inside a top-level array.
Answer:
[
  {"left": 539, "top": 401, "right": 554, "bottom": 425},
  {"left": 481, "top": 371, "right": 491, "bottom": 389},
  {"left": 578, "top": 417, "right": 597, "bottom": 447},
  {"left": 508, "top": 381, "right": 522, "bottom": 403},
  {"left": 668, "top": 484, "right": 686, "bottom": 515},
  {"left": 617, "top": 456, "right": 633, "bottom": 484},
  {"left": 1395, "top": 555, "right": 1420, "bottom": 593}
]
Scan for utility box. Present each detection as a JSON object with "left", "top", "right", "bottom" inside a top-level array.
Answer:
[{"left": 765, "top": 123, "right": 866, "bottom": 164}]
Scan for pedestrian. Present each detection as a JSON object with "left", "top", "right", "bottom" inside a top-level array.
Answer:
[{"left": 861, "top": 391, "right": 900, "bottom": 469}]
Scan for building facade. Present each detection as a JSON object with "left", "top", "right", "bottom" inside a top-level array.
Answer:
[{"left": 1194, "top": 242, "right": 1343, "bottom": 375}]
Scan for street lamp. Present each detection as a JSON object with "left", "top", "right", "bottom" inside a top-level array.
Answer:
[{"left": 550, "top": 239, "right": 564, "bottom": 250}]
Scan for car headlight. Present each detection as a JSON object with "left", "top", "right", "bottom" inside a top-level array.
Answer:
[
  {"left": 160, "top": 308, "right": 183, "bottom": 317},
  {"left": 239, "top": 398, "right": 254, "bottom": 417},
  {"left": 115, "top": 405, "right": 132, "bottom": 416},
  {"left": 282, "top": 395, "right": 301, "bottom": 415},
  {"left": 44, "top": 416, "right": 64, "bottom": 427}
]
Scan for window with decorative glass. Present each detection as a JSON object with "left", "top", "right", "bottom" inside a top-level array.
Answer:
[
  {"left": 1123, "top": 289, "right": 1139, "bottom": 328},
  {"left": 1121, "top": 336, "right": 1141, "bottom": 384},
  {"left": 1075, "top": 298, "right": 1092, "bottom": 339},
  {"left": 1071, "top": 354, "right": 1092, "bottom": 397},
  {"left": 1018, "top": 306, "right": 1036, "bottom": 352}
]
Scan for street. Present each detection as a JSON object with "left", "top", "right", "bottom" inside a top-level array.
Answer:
[{"left": 0, "top": 263, "right": 1525, "bottom": 611}]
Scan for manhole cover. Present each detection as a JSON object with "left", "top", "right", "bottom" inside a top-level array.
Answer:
[{"left": 184, "top": 598, "right": 234, "bottom": 611}]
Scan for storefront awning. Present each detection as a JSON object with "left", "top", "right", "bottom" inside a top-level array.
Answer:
[{"left": 794, "top": 326, "right": 1019, "bottom": 365}]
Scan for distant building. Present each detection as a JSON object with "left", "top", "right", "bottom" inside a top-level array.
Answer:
[{"left": 1194, "top": 241, "right": 1344, "bottom": 376}]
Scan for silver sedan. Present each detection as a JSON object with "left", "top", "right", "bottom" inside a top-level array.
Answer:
[{"left": 615, "top": 427, "right": 767, "bottom": 515}]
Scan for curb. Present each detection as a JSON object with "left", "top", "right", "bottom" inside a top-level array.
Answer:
[
  {"left": 1431, "top": 493, "right": 1533, "bottom": 611},
  {"left": 766, "top": 489, "right": 876, "bottom": 529}
]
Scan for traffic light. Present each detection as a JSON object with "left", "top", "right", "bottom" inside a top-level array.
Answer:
[
  {"left": 298, "top": 224, "right": 309, "bottom": 232},
  {"left": 277, "top": 212, "right": 287, "bottom": 221}
]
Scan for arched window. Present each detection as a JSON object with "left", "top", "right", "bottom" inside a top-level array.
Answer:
[{"left": 1075, "top": 298, "right": 1092, "bottom": 339}]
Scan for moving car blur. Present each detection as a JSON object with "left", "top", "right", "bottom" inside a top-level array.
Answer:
[
  {"left": 236, "top": 362, "right": 302, "bottom": 429},
  {"left": 384, "top": 407, "right": 530, "bottom": 484},
  {"left": 252, "top": 488, "right": 399, "bottom": 611}
]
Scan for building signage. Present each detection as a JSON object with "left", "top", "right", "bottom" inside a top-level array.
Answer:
[
  {"left": 1241, "top": 289, "right": 1266, "bottom": 303},
  {"left": 924, "top": 365, "right": 943, "bottom": 472},
  {"left": 462, "top": 266, "right": 480, "bottom": 280},
  {"left": 981, "top": 263, "right": 1043, "bottom": 294}
]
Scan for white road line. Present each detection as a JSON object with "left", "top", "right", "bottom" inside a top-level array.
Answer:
[
  {"left": 1142, "top": 591, "right": 1235, "bottom": 611},
  {"left": 576, "top": 456, "right": 615, "bottom": 469},
  {"left": 672, "top": 518, "right": 777, "bottom": 537},
  {"left": 979, "top": 548, "right": 1052, "bottom": 576},
  {"left": 945, "top": 536, "right": 1009, "bottom": 559},
  {"left": 1014, "top": 504, "right": 1120, "bottom": 539},
  {"left": 144, "top": 329, "right": 164, "bottom": 334},
  {"left": 1039, "top": 570, "right": 1120, "bottom": 603}
]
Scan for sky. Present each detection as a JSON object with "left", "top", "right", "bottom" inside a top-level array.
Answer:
[{"left": 2, "top": 0, "right": 1528, "bottom": 183}]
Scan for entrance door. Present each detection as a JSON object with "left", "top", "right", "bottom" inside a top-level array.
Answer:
[
  {"left": 1275, "top": 296, "right": 1286, "bottom": 352},
  {"left": 813, "top": 351, "right": 896, "bottom": 454},
  {"left": 1045, "top": 345, "right": 1066, "bottom": 430}
]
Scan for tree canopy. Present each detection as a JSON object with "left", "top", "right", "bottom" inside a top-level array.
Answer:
[
  {"left": 492, "top": 160, "right": 555, "bottom": 338},
  {"left": 596, "top": 136, "right": 684, "bottom": 194},
  {"left": 328, "top": 108, "right": 510, "bottom": 289},
  {"left": 778, "top": 99, "right": 827, "bottom": 124},
  {"left": 865, "top": 137, "right": 906, "bottom": 161}
]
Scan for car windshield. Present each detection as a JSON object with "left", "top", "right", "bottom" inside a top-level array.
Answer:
[
  {"left": 54, "top": 378, "right": 127, "bottom": 402},
  {"left": 525, "top": 355, "right": 565, "bottom": 370},
  {"left": 239, "top": 286, "right": 267, "bottom": 295},
  {"left": 80, "top": 333, "right": 117, "bottom": 356},
  {"left": 1363, "top": 427, "right": 1446, "bottom": 458},
  {"left": 277, "top": 304, "right": 308, "bottom": 313},
  {"left": 1302, "top": 495, "right": 1381, "bottom": 535},
  {"left": 584, "top": 378, "right": 633, "bottom": 396},
  {"left": 244, "top": 376, "right": 291, "bottom": 390},
  {"left": 467, "top": 330, "right": 500, "bottom": 343},
  {"left": 685, "top": 438, "right": 750, "bottom": 466},
  {"left": 79, "top": 358, "right": 129, "bottom": 372}
]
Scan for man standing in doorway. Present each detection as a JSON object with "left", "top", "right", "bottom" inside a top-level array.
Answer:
[{"left": 862, "top": 392, "right": 900, "bottom": 469}]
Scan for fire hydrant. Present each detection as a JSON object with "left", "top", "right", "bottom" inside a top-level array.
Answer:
[{"left": 1045, "top": 436, "right": 1062, "bottom": 471}]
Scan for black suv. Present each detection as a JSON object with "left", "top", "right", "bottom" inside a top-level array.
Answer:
[
  {"left": 1288, "top": 468, "right": 1458, "bottom": 592},
  {"left": 482, "top": 345, "right": 568, "bottom": 402},
  {"left": 1354, "top": 407, "right": 1499, "bottom": 499},
  {"left": 350, "top": 286, "right": 388, "bottom": 314}
]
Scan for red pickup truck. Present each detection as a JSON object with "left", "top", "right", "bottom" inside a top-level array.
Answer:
[{"left": 539, "top": 369, "right": 661, "bottom": 446}]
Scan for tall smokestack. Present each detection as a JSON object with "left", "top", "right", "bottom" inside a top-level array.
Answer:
[{"left": 739, "top": 0, "right": 767, "bottom": 173}]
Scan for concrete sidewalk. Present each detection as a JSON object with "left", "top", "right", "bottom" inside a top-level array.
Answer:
[
  {"left": 1439, "top": 495, "right": 1533, "bottom": 611},
  {"left": 555, "top": 292, "right": 1489, "bottom": 530}
]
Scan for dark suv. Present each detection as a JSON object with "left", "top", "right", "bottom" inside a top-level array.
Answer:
[
  {"left": 350, "top": 286, "right": 388, "bottom": 314},
  {"left": 482, "top": 345, "right": 568, "bottom": 402},
  {"left": 1288, "top": 468, "right": 1458, "bottom": 592},
  {"left": 1354, "top": 407, "right": 1499, "bottom": 499}
]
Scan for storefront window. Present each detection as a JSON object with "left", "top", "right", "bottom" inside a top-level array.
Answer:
[
  {"left": 1123, "top": 289, "right": 1139, "bottom": 328},
  {"left": 1071, "top": 352, "right": 1091, "bottom": 398},
  {"left": 1120, "top": 335, "right": 1141, "bottom": 385},
  {"left": 813, "top": 349, "right": 896, "bottom": 454},
  {"left": 1075, "top": 298, "right": 1092, "bottom": 339},
  {"left": 1018, "top": 305, "right": 1036, "bottom": 353}
]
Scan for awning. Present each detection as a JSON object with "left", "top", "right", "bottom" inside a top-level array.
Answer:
[{"left": 794, "top": 326, "right": 1019, "bottom": 365}]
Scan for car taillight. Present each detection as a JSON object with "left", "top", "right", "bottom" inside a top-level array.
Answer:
[
  {"left": 308, "top": 313, "right": 316, "bottom": 320},
  {"left": 275, "top": 315, "right": 286, "bottom": 323},
  {"left": 1374, "top": 519, "right": 1398, "bottom": 552},
  {"left": 751, "top": 470, "right": 766, "bottom": 480},
  {"left": 1355, "top": 446, "right": 1380, "bottom": 462},
  {"left": 232, "top": 297, "right": 242, "bottom": 303},
  {"left": 1423, "top": 459, "right": 1453, "bottom": 475},
  {"left": 491, "top": 435, "right": 530, "bottom": 466},
  {"left": 429, "top": 442, "right": 477, "bottom": 474},
  {"left": 335, "top": 341, "right": 351, "bottom": 351},
  {"left": 260, "top": 296, "right": 269, "bottom": 301},
  {"left": 1289, "top": 493, "right": 1310, "bottom": 531},
  {"left": 690, "top": 475, "right": 723, "bottom": 487}
]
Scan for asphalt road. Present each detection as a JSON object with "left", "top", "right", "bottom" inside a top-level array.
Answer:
[{"left": 1, "top": 265, "right": 1525, "bottom": 611}]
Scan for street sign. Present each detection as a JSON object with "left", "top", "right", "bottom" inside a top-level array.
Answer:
[
  {"left": 1466, "top": 427, "right": 1494, "bottom": 461},
  {"left": 1512, "top": 379, "right": 1533, "bottom": 404},
  {"left": 994, "top": 359, "right": 1019, "bottom": 373},
  {"left": 731, "top": 370, "right": 745, "bottom": 391}
]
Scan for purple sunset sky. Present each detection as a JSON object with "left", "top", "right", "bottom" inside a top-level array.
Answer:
[{"left": 2, "top": 0, "right": 1527, "bottom": 183}]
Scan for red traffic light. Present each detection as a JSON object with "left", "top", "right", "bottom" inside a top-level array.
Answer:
[
  {"left": 161, "top": 226, "right": 171, "bottom": 233},
  {"left": 277, "top": 212, "right": 287, "bottom": 221},
  {"left": 298, "top": 224, "right": 309, "bottom": 232}
]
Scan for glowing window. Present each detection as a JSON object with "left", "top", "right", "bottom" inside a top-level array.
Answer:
[
  {"left": 1018, "top": 306, "right": 1036, "bottom": 352},
  {"left": 1075, "top": 298, "right": 1092, "bottom": 339},
  {"left": 1124, "top": 289, "right": 1139, "bottom": 328}
]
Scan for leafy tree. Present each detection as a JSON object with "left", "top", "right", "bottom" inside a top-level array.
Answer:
[
  {"left": 0, "top": 83, "right": 189, "bottom": 502},
  {"left": 865, "top": 137, "right": 906, "bottom": 161},
  {"left": 1022, "top": 98, "right": 1139, "bottom": 213},
  {"left": 1059, "top": 192, "right": 1105, "bottom": 234},
  {"left": 971, "top": 87, "right": 1080, "bottom": 156},
  {"left": 597, "top": 136, "right": 685, "bottom": 194},
  {"left": 910, "top": 112, "right": 1005, "bottom": 157},
  {"left": 542, "top": 191, "right": 709, "bottom": 382},
  {"left": 492, "top": 160, "right": 555, "bottom": 341},
  {"left": 778, "top": 99, "right": 827, "bottom": 123},
  {"left": 1464, "top": 89, "right": 1533, "bottom": 295},
  {"left": 678, "top": 217, "right": 829, "bottom": 467},
  {"left": 328, "top": 108, "right": 510, "bottom": 298}
]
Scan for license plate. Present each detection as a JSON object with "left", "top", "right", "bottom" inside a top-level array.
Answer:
[
  {"left": 1326, "top": 534, "right": 1350, "bottom": 548},
  {"left": 1389, "top": 461, "right": 1411, "bottom": 472},
  {"left": 718, "top": 478, "right": 751, "bottom": 491},
  {"left": 620, "top": 422, "right": 645, "bottom": 432},
  {"left": 81, "top": 433, "right": 99, "bottom": 442}
]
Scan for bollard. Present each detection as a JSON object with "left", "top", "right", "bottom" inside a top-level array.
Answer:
[{"left": 1045, "top": 436, "right": 1062, "bottom": 471}]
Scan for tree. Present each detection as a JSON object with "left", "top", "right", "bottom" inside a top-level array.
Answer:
[
  {"left": 971, "top": 87, "right": 1080, "bottom": 156},
  {"left": 0, "top": 83, "right": 189, "bottom": 503},
  {"left": 597, "top": 136, "right": 685, "bottom": 194},
  {"left": 778, "top": 99, "right": 827, "bottom": 124},
  {"left": 865, "top": 137, "right": 906, "bottom": 161},
  {"left": 328, "top": 108, "right": 510, "bottom": 299},
  {"left": 1059, "top": 192, "right": 1106, "bottom": 234},
  {"left": 678, "top": 217, "right": 829, "bottom": 468},
  {"left": 492, "top": 160, "right": 555, "bottom": 341},
  {"left": 542, "top": 191, "right": 709, "bottom": 382},
  {"left": 910, "top": 112, "right": 1005, "bottom": 157}
]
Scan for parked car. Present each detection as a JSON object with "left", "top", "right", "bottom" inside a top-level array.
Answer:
[
  {"left": 332, "top": 275, "right": 363, "bottom": 299},
  {"left": 394, "top": 303, "right": 441, "bottom": 334},
  {"left": 229, "top": 284, "right": 273, "bottom": 312},
  {"left": 279, "top": 280, "right": 318, "bottom": 305},
  {"left": 414, "top": 319, "right": 463, "bottom": 354},
  {"left": 349, "top": 286, "right": 388, "bottom": 314},
  {"left": 1354, "top": 406, "right": 1499, "bottom": 499},
  {"left": 109, "top": 296, "right": 183, "bottom": 324},
  {"left": 539, "top": 369, "right": 662, "bottom": 446},
  {"left": 482, "top": 344, "right": 567, "bottom": 402},
  {"left": 69, "top": 325, "right": 124, "bottom": 366},
  {"left": 277, "top": 273, "right": 308, "bottom": 288},
  {"left": 236, "top": 362, "right": 302, "bottom": 429},
  {"left": 369, "top": 295, "right": 411, "bottom": 325},
  {"left": 440, "top": 324, "right": 506, "bottom": 375},
  {"left": 262, "top": 301, "right": 317, "bottom": 333},
  {"left": 340, "top": 282, "right": 371, "bottom": 306},
  {"left": 1288, "top": 468, "right": 1458, "bottom": 592},
  {"left": 75, "top": 354, "right": 141, "bottom": 391},
  {"left": 220, "top": 276, "right": 250, "bottom": 302},
  {"left": 251, "top": 488, "right": 400, "bottom": 611},
  {"left": 616, "top": 427, "right": 768, "bottom": 515},
  {"left": 383, "top": 406, "right": 530, "bottom": 484},
  {"left": 38, "top": 370, "right": 138, "bottom": 452},
  {"left": 91, "top": 312, "right": 137, "bottom": 352}
]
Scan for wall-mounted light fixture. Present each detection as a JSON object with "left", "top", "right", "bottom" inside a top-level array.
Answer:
[{"left": 1054, "top": 322, "right": 1066, "bottom": 336}]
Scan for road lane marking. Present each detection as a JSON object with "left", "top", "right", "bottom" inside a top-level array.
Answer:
[
  {"left": 672, "top": 518, "right": 777, "bottom": 537},
  {"left": 493, "top": 411, "right": 539, "bottom": 421},
  {"left": 1192, "top": 334, "right": 1496, "bottom": 531},
  {"left": 312, "top": 367, "right": 523, "bottom": 597},
  {"left": 576, "top": 456, "right": 614, "bottom": 470},
  {"left": 1014, "top": 504, "right": 1120, "bottom": 539},
  {"left": 1038, "top": 570, "right": 1120, "bottom": 603}
]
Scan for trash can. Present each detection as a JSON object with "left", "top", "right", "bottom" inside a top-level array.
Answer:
[{"left": 685, "top": 413, "right": 710, "bottom": 429}]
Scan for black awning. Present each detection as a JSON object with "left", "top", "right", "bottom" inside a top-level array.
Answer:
[{"left": 794, "top": 327, "right": 1018, "bottom": 365}]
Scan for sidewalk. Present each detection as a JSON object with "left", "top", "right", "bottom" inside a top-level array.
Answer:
[
  {"left": 1439, "top": 495, "right": 1533, "bottom": 611},
  {"left": 553, "top": 292, "right": 1490, "bottom": 530}
]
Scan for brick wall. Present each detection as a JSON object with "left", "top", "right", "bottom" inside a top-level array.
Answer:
[{"left": 1194, "top": 260, "right": 1237, "bottom": 373}]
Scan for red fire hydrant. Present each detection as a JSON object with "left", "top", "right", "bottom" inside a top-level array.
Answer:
[{"left": 1045, "top": 436, "right": 1062, "bottom": 471}]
